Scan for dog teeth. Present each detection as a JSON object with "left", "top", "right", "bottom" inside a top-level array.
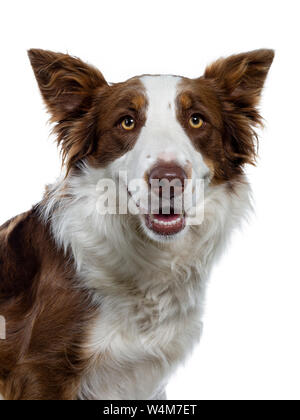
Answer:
[{"left": 152, "top": 217, "right": 182, "bottom": 226}]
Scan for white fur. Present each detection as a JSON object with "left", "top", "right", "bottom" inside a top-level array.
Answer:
[{"left": 41, "top": 75, "right": 252, "bottom": 400}]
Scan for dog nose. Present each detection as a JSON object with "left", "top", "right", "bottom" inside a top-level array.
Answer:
[{"left": 148, "top": 163, "right": 187, "bottom": 193}]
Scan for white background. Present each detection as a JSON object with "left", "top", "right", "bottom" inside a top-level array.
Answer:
[{"left": 1, "top": 0, "right": 300, "bottom": 400}]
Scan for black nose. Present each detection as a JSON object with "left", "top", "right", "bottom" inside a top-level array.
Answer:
[{"left": 148, "top": 162, "right": 187, "bottom": 196}]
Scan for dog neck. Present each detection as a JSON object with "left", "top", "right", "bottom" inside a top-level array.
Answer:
[{"left": 40, "top": 164, "right": 251, "bottom": 298}]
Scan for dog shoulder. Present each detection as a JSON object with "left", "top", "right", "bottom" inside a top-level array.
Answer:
[{"left": 0, "top": 208, "right": 43, "bottom": 295}]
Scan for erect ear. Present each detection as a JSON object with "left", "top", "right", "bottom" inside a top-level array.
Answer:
[
  {"left": 204, "top": 49, "right": 274, "bottom": 170},
  {"left": 28, "top": 49, "right": 108, "bottom": 121},
  {"left": 204, "top": 49, "right": 274, "bottom": 108},
  {"left": 28, "top": 49, "right": 108, "bottom": 174}
]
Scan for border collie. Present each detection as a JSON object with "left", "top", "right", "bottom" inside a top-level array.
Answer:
[{"left": 0, "top": 48, "right": 274, "bottom": 400}]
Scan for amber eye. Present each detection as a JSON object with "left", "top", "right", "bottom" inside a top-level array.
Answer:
[
  {"left": 121, "top": 116, "right": 135, "bottom": 130},
  {"left": 189, "top": 114, "right": 204, "bottom": 128}
]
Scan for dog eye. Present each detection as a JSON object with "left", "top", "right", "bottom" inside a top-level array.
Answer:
[
  {"left": 189, "top": 114, "right": 204, "bottom": 129},
  {"left": 121, "top": 116, "right": 135, "bottom": 131}
]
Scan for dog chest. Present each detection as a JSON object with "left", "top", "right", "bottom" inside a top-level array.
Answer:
[{"left": 78, "top": 290, "right": 203, "bottom": 400}]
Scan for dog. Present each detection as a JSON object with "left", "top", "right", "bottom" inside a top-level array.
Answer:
[{"left": 0, "top": 48, "right": 274, "bottom": 400}]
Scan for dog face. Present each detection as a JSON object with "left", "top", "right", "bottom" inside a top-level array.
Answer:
[{"left": 28, "top": 49, "right": 274, "bottom": 242}]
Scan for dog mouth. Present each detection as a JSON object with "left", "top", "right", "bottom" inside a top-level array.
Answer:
[
  {"left": 126, "top": 187, "right": 186, "bottom": 237},
  {"left": 144, "top": 206, "right": 186, "bottom": 236}
]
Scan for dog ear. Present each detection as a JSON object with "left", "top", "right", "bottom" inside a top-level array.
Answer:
[
  {"left": 204, "top": 49, "right": 274, "bottom": 107},
  {"left": 28, "top": 49, "right": 108, "bottom": 121},
  {"left": 204, "top": 49, "right": 274, "bottom": 169},
  {"left": 28, "top": 49, "right": 108, "bottom": 173}
]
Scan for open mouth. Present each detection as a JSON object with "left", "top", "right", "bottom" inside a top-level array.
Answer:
[
  {"left": 127, "top": 186, "right": 186, "bottom": 237},
  {"left": 144, "top": 207, "right": 186, "bottom": 236}
]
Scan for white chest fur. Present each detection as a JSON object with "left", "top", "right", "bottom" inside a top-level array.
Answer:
[{"left": 78, "top": 273, "right": 204, "bottom": 400}]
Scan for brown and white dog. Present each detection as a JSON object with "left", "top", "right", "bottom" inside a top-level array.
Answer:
[{"left": 0, "top": 49, "right": 274, "bottom": 400}]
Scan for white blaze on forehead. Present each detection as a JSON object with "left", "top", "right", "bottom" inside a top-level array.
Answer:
[
  {"left": 140, "top": 75, "right": 180, "bottom": 117},
  {"left": 136, "top": 75, "right": 209, "bottom": 177},
  {"left": 139, "top": 75, "right": 184, "bottom": 161}
]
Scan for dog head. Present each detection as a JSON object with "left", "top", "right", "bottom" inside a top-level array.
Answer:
[{"left": 28, "top": 48, "right": 274, "bottom": 242}]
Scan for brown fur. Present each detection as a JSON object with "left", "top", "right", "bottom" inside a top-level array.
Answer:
[
  {"left": 28, "top": 49, "right": 148, "bottom": 173},
  {"left": 88, "top": 78, "right": 147, "bottom": 167},
  {"left": 177, "top": 49, "right": 274, "bottom": 183},
  {"left": 0, "top": 209, "right": 95, "bottom": 400}
]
